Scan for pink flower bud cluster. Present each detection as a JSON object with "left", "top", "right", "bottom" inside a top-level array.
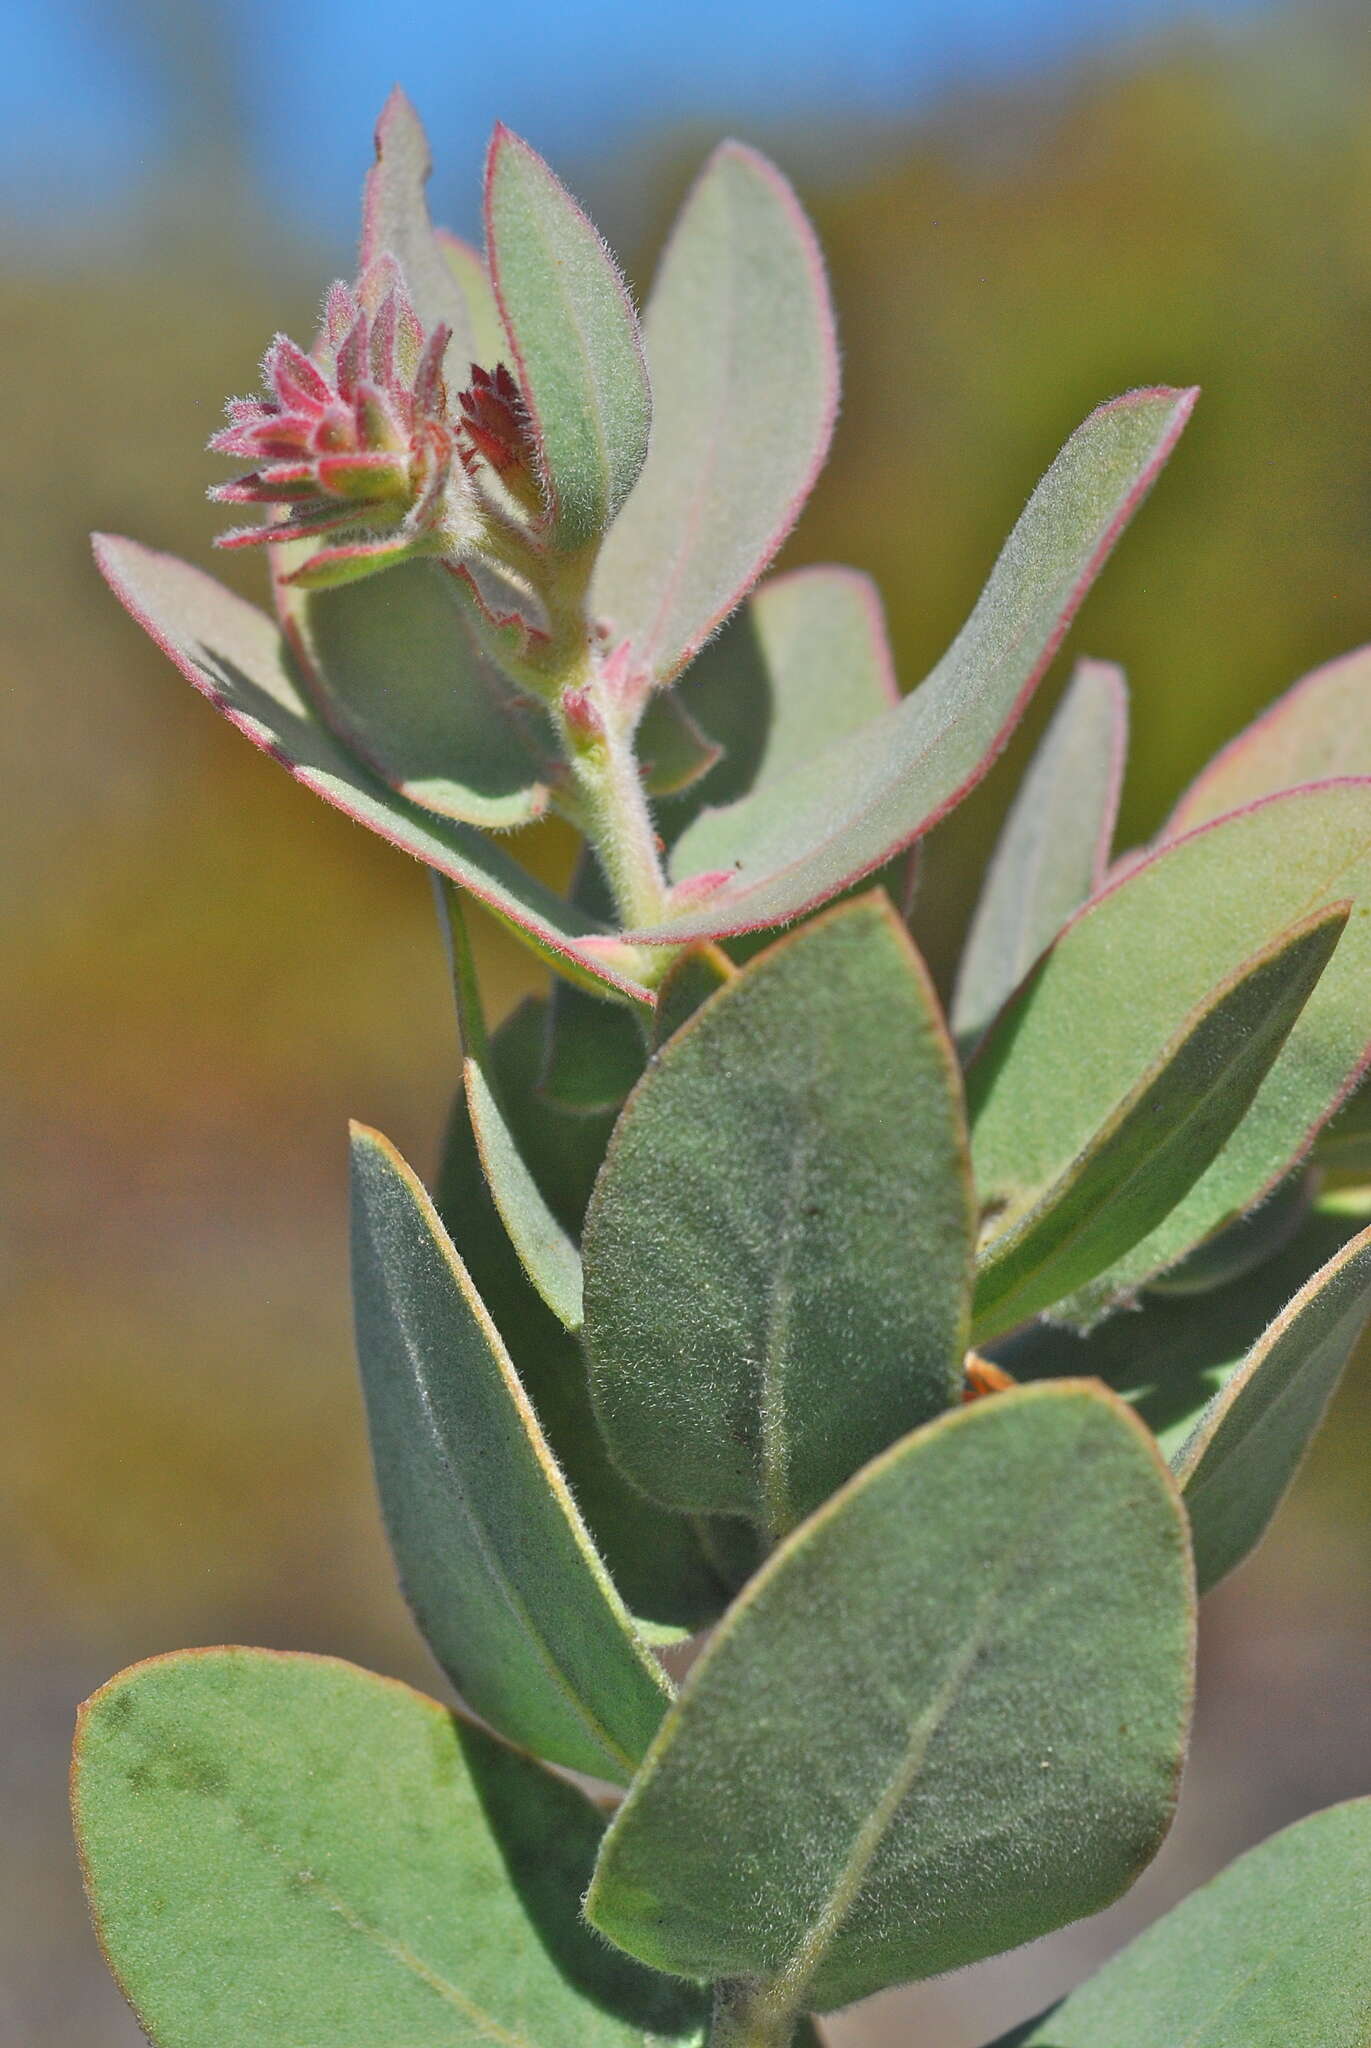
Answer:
[{"left": 209, "top": 259, "right": 474, "bottom": 588}]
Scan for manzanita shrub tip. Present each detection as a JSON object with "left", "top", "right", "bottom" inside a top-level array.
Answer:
[{"left": 77, "top": 85, "right": 1371, "bottom": 2048}]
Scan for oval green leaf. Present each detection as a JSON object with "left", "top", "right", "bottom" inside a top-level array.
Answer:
[
  {"left": 94, "top": 536, "right": 654, "bottom": 1001},
  {"left": 953, "top": 659, "right": 1127, "bottom": 1051},
  {"left": 1174, "top": 1217, "right": 1371, "bottom": 1592},
  {"left": 638, "top": 386, "right": 1196, "bottom": 941},
  {"left": 583, "top": 896, "right": 974, "bottom": 1536},
  {"left": 970, "top": 903, "right": 1349, "bottom": 1342},
  {"left": 281, "top": 559, "right": 557, "bottom": 828},
  {"left": 591, "top": 143, "right": 839, "bottom": 687},
  {"left": 587, "top": 1383, "right": 1195, "bottom": 2013},
  {"left": 990, "top": 1798, "right": 1371, "bottom": 2047},
  {"left": 485, "top": 125, "right": 651, "bottom": 549},
  {"left": 969, "top": 781, "right": 1371, "bottom": 1316},
  {"left": 73, "top": 1648, "right": 705, "bottom": 2048},
  {"left": 349, "top": 1125, "right": 669, "bottom": 1781},
  {"left": 665, "top": 563, "right": 900, "bottom": 858}
]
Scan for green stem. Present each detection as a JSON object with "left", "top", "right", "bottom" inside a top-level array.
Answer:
[{"left": 558, "top": 703, "right": 672, "bottom": 933}]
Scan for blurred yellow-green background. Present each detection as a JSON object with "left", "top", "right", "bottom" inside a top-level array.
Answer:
[{"left": 5, "top": 3, "right": 1371, "bottom": 2041}]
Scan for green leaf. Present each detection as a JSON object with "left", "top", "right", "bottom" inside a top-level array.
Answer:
[
  {"left": 1169, "top": 641, "right": 1371, "bottom": 835},
  {"left": 583, "top": 896, "right": 975, "bottom": 1536},
  {"left": 665, "top": 564, "right": 900, "bottom": 856},
  {"left": 591, "top": 145, "right": 838, "bottom": 687},
  {"left": 969, "top": 781, "right": 1371, "bottom": 1319},
  {"left": 636, "top": 688, "right": 723, "bottom": 797},
  {"left": 970, "top": 903, "right": 1349, "bottom": 1342},
  {"left": 1174, "top": 1217, "right": 1371, "bottom": 1591},
  {"left": 435, "top": 227, "right": 505, "bottom": 367},
  {"left": 360, "top": 88, "right": 479, "bottom": 363},
  {"left": 537, "top": 854, "right": 651, "bottom": 1118},
  {"left": 651, "top": 945, "right": 737, "bottom": 1047},
  {"left": 953, "top": 659, "right": 1127, "bottom": 1050},
  {"left": 94, "top": 536, "right": 654, "bottom": 1002},
  {"left": 281, "top": 560, "right": 557, "bottom": 828},
  {"left": 1316, "top": 1077, "right": 1371, "bottom": 1171},
  {"left": 988, "top": 1799, "right": 1371, "bottom": 2047},
  {"left": 465, "top": 1056, "right": 584, "bottom": 1328},
  {"left": 632, "top": 387, "right": 1195, "bottom": 942},
  {"left": 1145, "top": 1166, "right": 1314, "bottom": 1296},
  {"left": 349, "top": 1126, "right": 670, "bottom": 1781},
  {"left": 586, "top": 1383, "right": 1194, "bottom": 2012},
  {"left": 990, "top": 1197, "right": 1370, "bottom": 1463},
  {"left": 485, "top": 125, "right": 651, "bottom": 548},
  {"left": 72, "top": 1648, "right": 706, "bottom": 2048},
  {"left": 435, "top": 1035, "right": 730, "bottom": 1635}
]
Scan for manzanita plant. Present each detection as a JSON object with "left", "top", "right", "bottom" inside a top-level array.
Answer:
[{"left": 75, "top": 89, "right": 1371, "bottom": 2048}]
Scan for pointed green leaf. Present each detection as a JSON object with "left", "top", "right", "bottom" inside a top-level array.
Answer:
[
  {"left": 281, "top": 559, "right": 557, "bottom": 828},
  {"left": 990, "top": 1799, "right": 1371, "bottom": 2047},
  {"left": 971, "top": 904, "right": 1349, "bottom": 1342},
  {"left": 992, "top": 1196, "right": 1371, "bottom": 1464},
  {"left": 1316, "top": 1077, "right": 1371, "bottom": 1171},
  {"left": 435, "top": 1036, "right": 729, "bottom": 1635},
  {"left": 485, "top": 126, "right": 651, "bottom": 548},
  {"left": 465, "top": 1057, "right": 584, "bottom": 1328},
  {"left": 631, "top": 388, "right": 1194, "bottom": 941},
  {"left": 349, "top": 1126, "right": 670, "bottom": 1781},
  {"left": 587, "top": 1383, "right": 1194, "bottom": 2011},
  {"left": 1169, "top": 641, "right": 1371, "bottom": 835},
  {"left": 1145, "top": 1166, "right": 1315, "bottom": 1297},
  {"left": 953, "top": 659, "right": 1127, "bottom": 1049},
  {"left": 94, "top": 536, "right": 654, "bottom": 1001},
  {"left": 73, "top": 1649, "right": 705, "bottom": 2048},
  {"left": 584, "top": 897, "right": 974, "bottom": 1536},
  {"left": 591, "top": 144, "right": 838, "bottom": 686},
  {"left": 1174, "top": 1218, "right": 1371, "bottom": 1591},
  {"left": 360, "top": 88, "right": 478, "bottom": 364},
  {"left": 969, "top": 782, "right": 1371, "bottom": 1316},
  {"left": 651, "top": 945, "right": 736, "bottom": 1047},
  {"left": 665, "top": 563, "right": 900, "bottom": 854}
]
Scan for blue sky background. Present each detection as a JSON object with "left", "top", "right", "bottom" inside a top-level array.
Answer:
[{"left": 4, "top": 0, "right": 1270, "bottom": 245}]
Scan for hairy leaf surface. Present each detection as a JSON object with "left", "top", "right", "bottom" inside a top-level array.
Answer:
[
  {"left": 583, "top": 897, "right": 974, "bottom": 1535},
  {"left": 591, "top": 144, "right": 838, "bottom": 686},
  {"left": 72, "top": 1649, "right": 705, "bottom": 2047},
  {"left": 350, "top": 1127, "right": 669, "bottom": 1780},
  {"left": 637, "top": 387, "right": 1195, "bottom": 941},
  {"left": 587, "top": 1384, "right": 1194, "bottom": 2010}
]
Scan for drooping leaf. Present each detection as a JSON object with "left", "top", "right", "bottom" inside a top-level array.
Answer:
[
  {"left": 970, "top": 904, "right": 1349, "bottom": 1342},
  {"left": 987, "top": 1799, "right": 1371, "bottom": 2048},
  {"left": 583, "top": 896, "right": 975, "bottom": 1536},
  {"left": 94, "top": 536, "right": 654, "bottom": 1001},
  {"left": 664, "top": 563, "right": 900, "bottom": 853},
  {"left": 1168, "top": 641, "right": 1371, "bottom": 836},
  {"left": 991, "top": 1197, "right": 1370, "bottom": 1464},
  {"left": 72, "top": 1649, "right": 706, "bottom": 2048},
  {"left": 280, "top": 559, "right": 557, "bottom": 828},
  {"left": 349, "top": 1126, "right": 670, "bottom": 1781},
  {"left": 1174, "top": 1217, "right": 1371, "bottom": 1591},
  {"left": 633, "top": 387, "right": 1196, "bottom": 942},
  {"left": 591, "top": 144, "right": 839, "bottom": 687},
  {"left": 953, "top": 659, "right": 1127, "bottom": 1050},
  {"left": 485, "top": 126, "right": 651, "bottom": 548},
  {"left": 587, "top": 1383, "right": 1194, "bottom": 2011},
  {"left": 435, "top": 1034, "right": 730, "bottom": 1635},
  {"left": 360, "top": 88, "right": 478, "bottom": 364},
  {"left": 464, "top": 1056, "right": 584, "bottom": 1328},
  {"left": 969, "top": 781, "right": 1371, "bottom": 1317}
]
